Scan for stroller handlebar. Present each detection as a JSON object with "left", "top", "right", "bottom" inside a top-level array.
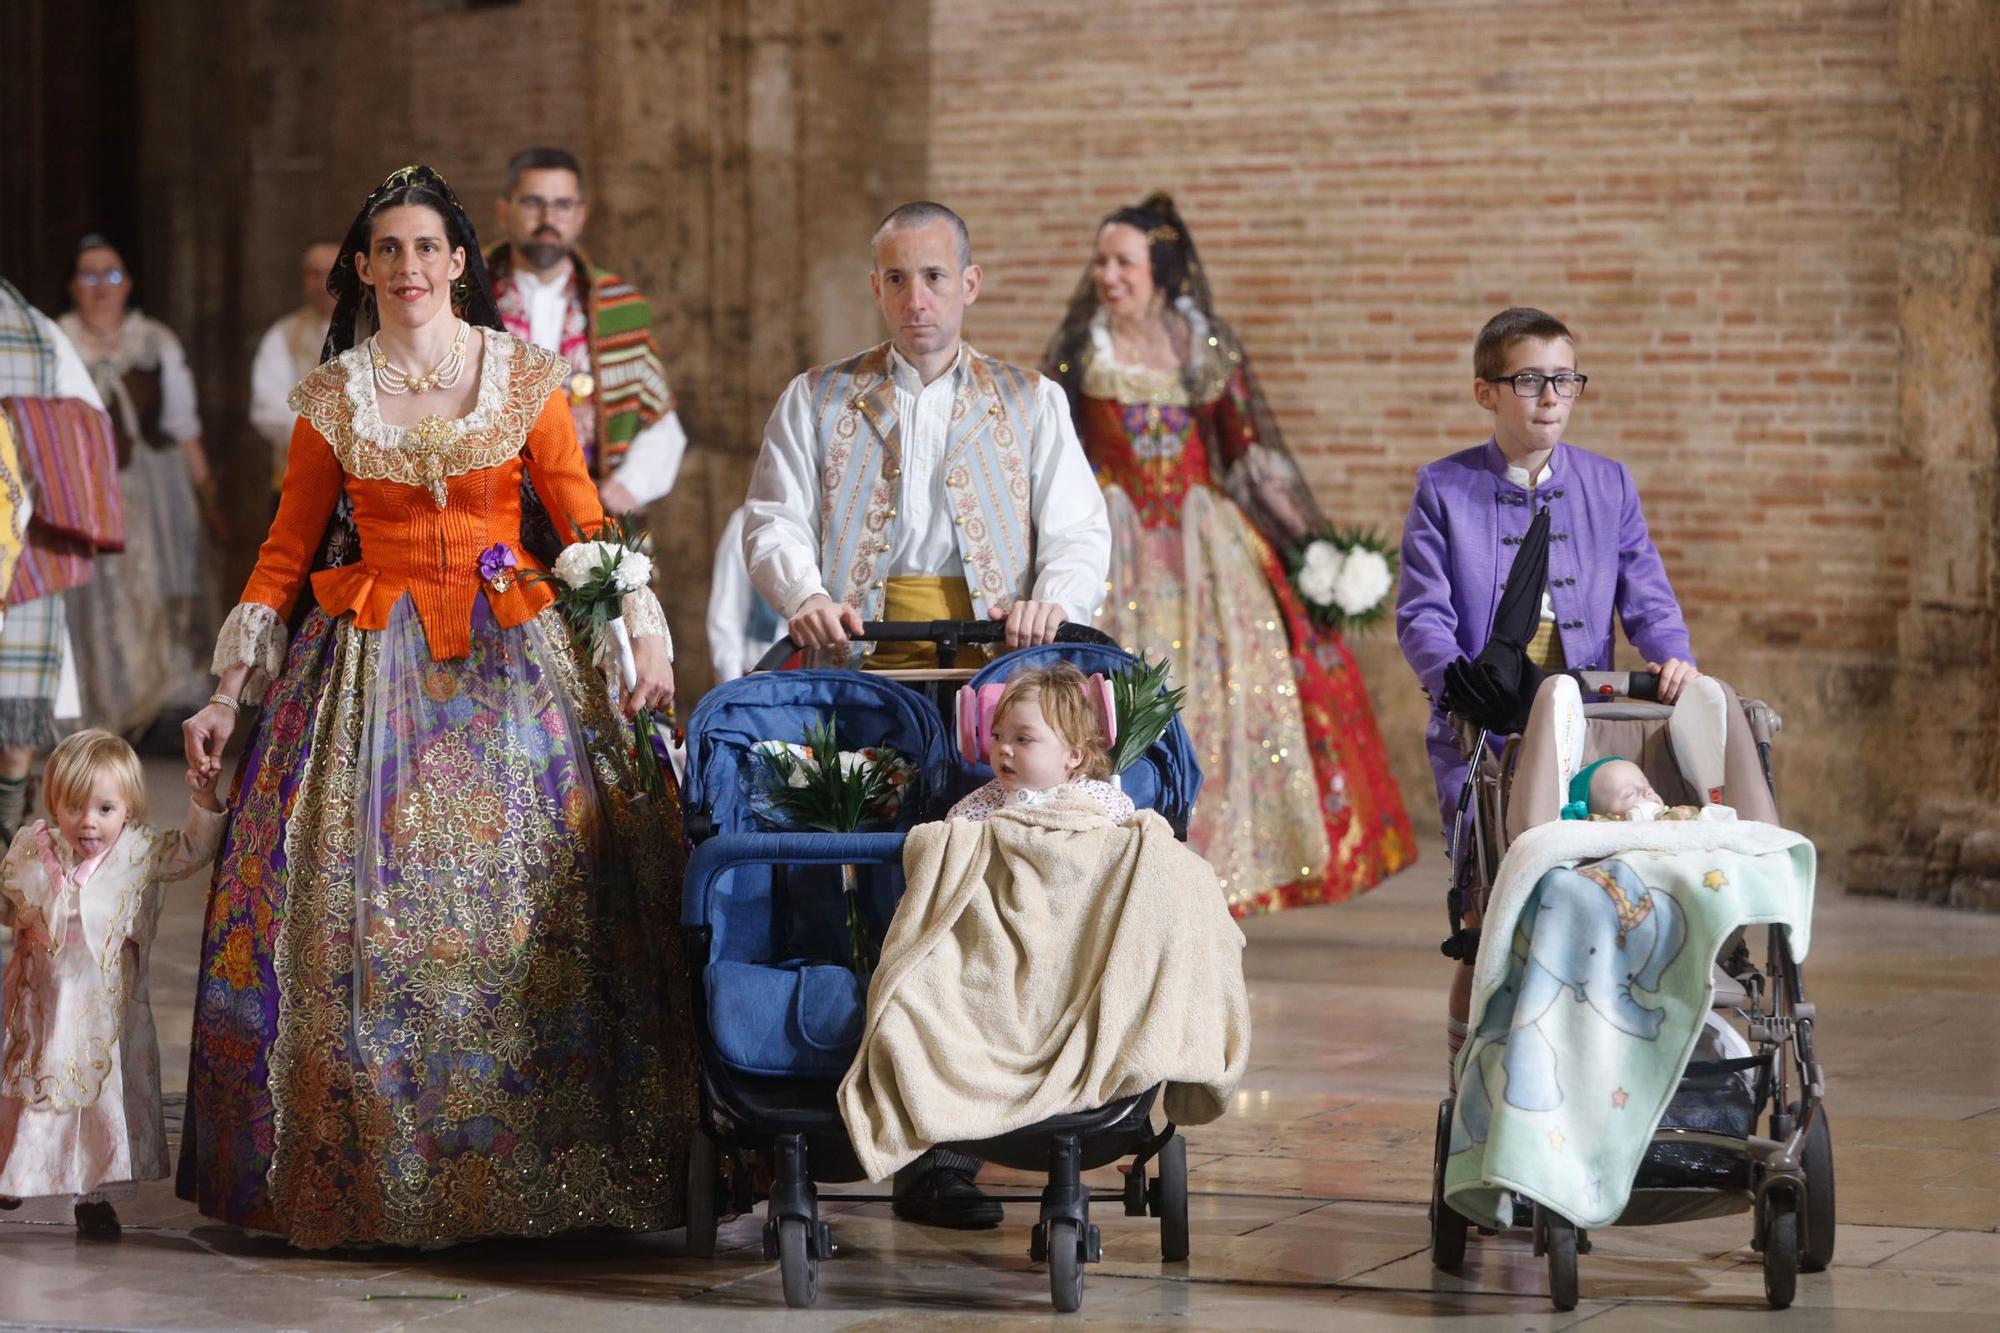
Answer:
[
  {"left": 751, "top": 619, "right": 1116, "bottom": 673},
  {"left": 1574, "top": 670, "right": 1661, "bottom": 703}
]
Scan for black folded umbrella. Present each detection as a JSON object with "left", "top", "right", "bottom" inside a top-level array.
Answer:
[{"left": 1443, "top": 504, "right": 1561, "bottom": 735}]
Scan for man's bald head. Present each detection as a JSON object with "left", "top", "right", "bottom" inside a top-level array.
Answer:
[{"left": 871, "top": 201, "right": 972, "bottom": 272}]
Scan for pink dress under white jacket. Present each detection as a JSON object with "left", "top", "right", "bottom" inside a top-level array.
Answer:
[{"left": 0, "top": 806, "right": 222, "bottom": 1198}]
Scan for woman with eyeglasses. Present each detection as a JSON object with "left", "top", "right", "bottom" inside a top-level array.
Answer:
[
  {"left": 1042, "top": 194, "right": 1414, "bottom": 916},
  {"left": 57, "top": 236, "right": 219, "bottom": 740}
]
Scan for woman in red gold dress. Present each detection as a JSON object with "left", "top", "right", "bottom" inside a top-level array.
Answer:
[{"left": 1044, "top": 194, "right": 1413, "bottom": 914}]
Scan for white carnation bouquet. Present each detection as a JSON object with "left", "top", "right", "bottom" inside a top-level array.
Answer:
[
  {"left": 528, "top": 514, "right": 669, "bottom": 796},
  {"left": 1288, "top": 527, "right": 1398, "bottom": 633},
  {"left": 752, "top": 716, "right": 917, "bottom": 975}
]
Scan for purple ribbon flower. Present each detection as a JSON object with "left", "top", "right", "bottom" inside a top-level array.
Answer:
[{"left": 478, "top": 542, "right": 518, "bottom": 591}]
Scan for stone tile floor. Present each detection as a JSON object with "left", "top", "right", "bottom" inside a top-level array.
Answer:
[{"left": 1, "top": 761, "right": 1995, "bottom": 1329}]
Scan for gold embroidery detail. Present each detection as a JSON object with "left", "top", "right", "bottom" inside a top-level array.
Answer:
[
  {"left": 291, "top": 333, "right": 569, "bottom": 495},
  {"left": 261, "top": 613, "right": 691, "bottom": 1249}
]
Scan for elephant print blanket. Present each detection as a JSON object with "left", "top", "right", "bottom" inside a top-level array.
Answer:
[{"left": 1446, "top": 819, "right": 1815, "bottom": 1229}]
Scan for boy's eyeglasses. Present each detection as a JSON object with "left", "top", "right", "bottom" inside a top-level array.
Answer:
[
  {"left": 1486, "top": 371, "right": 1588, "bottom": 399},
  {"left": 75, "top": 269, "right": 128, "bottom": 288}
]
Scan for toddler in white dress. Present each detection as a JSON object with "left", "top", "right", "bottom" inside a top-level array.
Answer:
[{"left": 0, "top": 728, "right": 223, "bottom": 1238}]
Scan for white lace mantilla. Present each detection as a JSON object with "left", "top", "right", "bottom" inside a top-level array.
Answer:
[{"left": 211, "top": 602, "right": 288, "bottom": 703}]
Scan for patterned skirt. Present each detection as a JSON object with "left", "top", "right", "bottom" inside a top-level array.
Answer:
[
  {"left": 175, "top": 594, "right": 693, "bottom": 1248},
  {"left": 1097, "top": 486, "right": 1415, "bottom": 915}
]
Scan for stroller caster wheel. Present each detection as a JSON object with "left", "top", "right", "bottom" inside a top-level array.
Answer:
[
  {"left": 1535, "top": 1204, "right": 1579, "bottom": 1312},
  {"left": 1046, "top": 1217, "right": 1085, "bottom": 1313},
  {"left": 1763, "top": 1194, "right": 1800, "bottom": 1309},
  {"left": 685, "top": 1131, "right": 720, "bottom": 1260},
  {"left": 1151, "top": 1134, "right": 1190, "bottom": 1262},
  {"left": 1430, "top": 1099, "right": 1470, "bottom": 1272},
  {"left": 777, "top": 1215, "right": 819, "bottom": 1309}
]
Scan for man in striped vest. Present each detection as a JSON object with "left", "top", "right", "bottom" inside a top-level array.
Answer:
[
  {"left": 741, "top": 204, "right": 1110, "bottom": 1230},
  {"left": 488, "top": 147, "right": 686, "bottom": 515},
  {"left": 744, "top": 201, "right": 1109, "bottom": 670}
]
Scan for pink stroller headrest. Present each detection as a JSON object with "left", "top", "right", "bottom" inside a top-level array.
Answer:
[{"left": 956, "top": 673, "right": 1118, "bottom": 765}]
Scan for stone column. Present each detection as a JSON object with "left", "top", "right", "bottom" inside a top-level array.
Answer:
[
  {"left": 1851, "top": 0, "right": 2000, "bottom": 910},
  {"left": 582, "top": 0, "right": 927, "bottom": 694}
]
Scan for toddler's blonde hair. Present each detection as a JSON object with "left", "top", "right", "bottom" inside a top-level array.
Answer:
[
  {"left": 43, "top": 728, "right": 148, "bottom": 825},
  {"left": 994, "top": 664, "right": 1112, "bottom": 781}
]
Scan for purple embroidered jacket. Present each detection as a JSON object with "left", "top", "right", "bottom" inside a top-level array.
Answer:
[{"left": 1395, "top": 439, "right": 1695, "bottom": 836}]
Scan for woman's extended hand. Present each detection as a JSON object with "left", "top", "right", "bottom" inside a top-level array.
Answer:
[
  {"left": 183, "top": 703, "right": 237, "bottom": 783},
  {"left": 627, "top": 635, "right": 675, "bottom": 719}
]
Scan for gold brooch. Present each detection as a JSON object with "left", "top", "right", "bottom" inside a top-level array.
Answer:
[{"left": 405, "top": 415, "right": 457, "bottom": 509}]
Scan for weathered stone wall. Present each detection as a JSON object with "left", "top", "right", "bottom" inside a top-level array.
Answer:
[{"left": 1849, "top": 0, "right": 2000, "bottom": 910}]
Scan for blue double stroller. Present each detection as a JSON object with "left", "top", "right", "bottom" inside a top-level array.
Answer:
[{"left": 678, "top": 620, "right": 1202, "bottom": 1312}]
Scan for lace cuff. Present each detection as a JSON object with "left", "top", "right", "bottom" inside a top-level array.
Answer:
[
  {"left": 620, "top": 585, "right": 673, "bottom": 662},
  {"left": 212, "top": 602, "right": 288, "bottom": 703}
]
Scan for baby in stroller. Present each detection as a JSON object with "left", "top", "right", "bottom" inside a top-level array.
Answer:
[
  {"left": 839, "top": 659, "right": 1247, "bottom": 1181},
  {"left": 948, "top": 664, "right": 1134, "bottom": 823},
  {"left": 1432, "top": 669, "right": 1830, "bottom": 1312},
  {"left": 1548, "top": 672, "right": 1741, "bottom": 824}
]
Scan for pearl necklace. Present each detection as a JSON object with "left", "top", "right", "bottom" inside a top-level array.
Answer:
[{"left": 369, "top": 320, "right": 468, "bottom": 395}]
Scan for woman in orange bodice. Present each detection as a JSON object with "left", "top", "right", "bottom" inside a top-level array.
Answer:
[{"left": 174, "top": 167, "right": 691, "bottom": 1249}]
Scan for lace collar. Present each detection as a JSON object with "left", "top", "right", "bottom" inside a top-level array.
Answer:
[
  {"left": 288, "top": 329, "right": 569, "bottom": 498},
  {"left": 1081, "top": 301, "right": 1226, "bottom": 407},
  {"left": 337, "top": 325, "right": 514, "bottom": 448}
]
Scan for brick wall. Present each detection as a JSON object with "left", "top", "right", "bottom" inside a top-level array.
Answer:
[
  {"left": 130, "top": 0, "right": 1922, "bottom": 861},
  {"left": 914, "top": 0, "right": 1907, "bottom": 856}
]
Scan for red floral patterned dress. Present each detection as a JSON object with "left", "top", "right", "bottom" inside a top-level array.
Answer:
[{"left": 1074, "top": 323, "right": 1413, "bottom": 913}]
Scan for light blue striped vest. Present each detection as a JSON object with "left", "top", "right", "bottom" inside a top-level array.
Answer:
[{"left": 805, "top": 342, "right": 1039, "bottom": 625}]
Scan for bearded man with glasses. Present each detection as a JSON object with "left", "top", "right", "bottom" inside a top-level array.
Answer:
[{"left": 488, "top": 147, "right": 686, "bottom": 516}]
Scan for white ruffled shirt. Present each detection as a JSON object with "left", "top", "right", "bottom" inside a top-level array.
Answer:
[{"left": 741, "top": 343, "right": 1110, "bottom": 622}]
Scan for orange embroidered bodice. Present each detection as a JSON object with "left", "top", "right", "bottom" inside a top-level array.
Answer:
[{"left": 239, "top": 330, "right": 606, "bottom": 661}]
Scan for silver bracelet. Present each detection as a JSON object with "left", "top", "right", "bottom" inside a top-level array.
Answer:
[{"left": 208, "top": 692, "right": 241, "bottom": 712}]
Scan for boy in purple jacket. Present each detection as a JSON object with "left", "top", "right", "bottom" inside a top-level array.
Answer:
[{"left": 1396, "top": 306, "right": 1699, "bottom": 1071}]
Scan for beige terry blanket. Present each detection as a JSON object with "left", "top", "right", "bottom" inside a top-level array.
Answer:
[{"left": 836, "top": 789, "right": 1250, "bottom": 1180}]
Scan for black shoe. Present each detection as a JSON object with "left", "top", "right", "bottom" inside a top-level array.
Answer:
[
  {"left": 891, "top": 1168, "right": 1003, "bottom": 1230},
  {"left": 74, "top": 1200, "right": 121, "bottom": 1240},
  {"left": 0, "top": 1195, "right": 21, "bottom": 1211}
]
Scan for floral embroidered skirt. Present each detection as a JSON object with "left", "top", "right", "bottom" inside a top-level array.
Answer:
[
  {"left": 1098, "top": 486, "right": 1415, "bottom": 915},
  {"left": 175, "top": 594, "right": 693, "bottom": 1248}
]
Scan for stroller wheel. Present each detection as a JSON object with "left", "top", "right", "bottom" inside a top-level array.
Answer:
[
  {"left": 1763, "top": 1195, "right": 1800, "bottom": 1309},
  {"left": 777, "top": 1215, "right": 819, "bottom": 1309},
  {"left": 1153, "top": 1134, "right": 1190, "bottom": 1262},
  {"left": 1430, "top": 1099, "right": 1469, "bottom": 1272},
  {"left": 1792, "top": 1101, "right": 1837, "bottom": 1272},
  {"left": 1047, "top": 1217, "right": 1085, "bottom": 1313},
  {"left": 1536, "top": 1205, "right": 1579, "bottom": 1312},
  {"left": 685, "top": 1130, "right": 719, "bottom": 1260}
]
